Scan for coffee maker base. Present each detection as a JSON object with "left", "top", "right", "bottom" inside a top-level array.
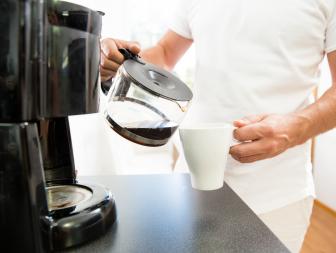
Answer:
[{"left": 43, "top": 183, "right": 117, "bottom": 251}]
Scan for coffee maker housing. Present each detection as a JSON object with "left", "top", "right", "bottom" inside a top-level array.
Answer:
[{"left": 0, "top": 0, "right": 116, "bottom": 252}]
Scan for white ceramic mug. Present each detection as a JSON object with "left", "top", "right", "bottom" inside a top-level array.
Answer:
[{"left": 179, "top": 123, "right": 234, "bottom": 191}]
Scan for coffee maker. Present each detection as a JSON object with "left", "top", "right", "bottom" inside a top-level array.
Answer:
[{"left": 0, "top": 0, "right": 116, "bottom": 252}]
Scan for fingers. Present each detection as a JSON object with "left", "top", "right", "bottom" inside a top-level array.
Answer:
[
  {"left": 100, "top": 66, "right": 116, "bottom": 82},
  {"left": 230, "top": 114, "right": 294, "bottom": 163},
  {"left": 117, "top": 40, "right": 141, "bottom": 55},
  {"left": 229, "top": 138, "right": 278, "bottom": 163},
  {"left": 234, "top": 118, "right": 275, "bottom": 142},
  {"left": 232, "top": 154, "right": 270, "bottom": 163},
  {"left": 229, "top": 138, "right": 270, "bottom": 158},
  {"left": 100, "top": 52, "right": 121, "bottom": 72},
  {"left": 100, "top": 38, "right": 142, "bottom": 81},
  {"left": 233, "top": 114, "right": 268, "bottom": 127},
  {"left": 101, "top": 39, "right": 124, "bottom": 64},
  {"left": 234, "top": 123, "right": 263, "bottom": 142}
]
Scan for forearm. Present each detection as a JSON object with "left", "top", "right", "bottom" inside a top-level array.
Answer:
[
  {"left": 140, "top": 43, "right": 171, "bottom": 70},
  {"left": 295, "top": 85, "right": 336, "bottom": 143},
  {"left": 139, "top": 30, "right": 193, "bottom": 71}
]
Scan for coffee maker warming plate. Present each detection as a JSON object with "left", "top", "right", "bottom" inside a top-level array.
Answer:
[{"left": 47, "top": 185, "right": 92, "bottom": 211}]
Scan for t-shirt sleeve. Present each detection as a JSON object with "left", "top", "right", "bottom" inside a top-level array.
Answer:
[
  {"left": 169, "top": 0, "right": 193, "bottom": 40},
  {"left": 326, "top": 7, "right": 336, "bottom": 53}
]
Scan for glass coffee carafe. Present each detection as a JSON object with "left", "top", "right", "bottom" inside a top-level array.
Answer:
[{"left": 104, "top": 49, "right": 193, "bottom": 146}]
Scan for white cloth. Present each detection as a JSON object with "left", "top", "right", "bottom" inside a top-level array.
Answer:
[
  {"left": 170, "top": 0, "right": 336, "bottom": 214},
  {"left": 258, "top": 197, "right": 314, "bottom": 253}
]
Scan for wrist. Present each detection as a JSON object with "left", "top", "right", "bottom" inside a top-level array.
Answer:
[{"left": 290, "top": 112, "right": 315, "bottom": 145}]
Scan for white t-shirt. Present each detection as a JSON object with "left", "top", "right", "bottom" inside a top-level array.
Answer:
[{"left": 170, "top": 0, "right": 336, "bottom": 214}]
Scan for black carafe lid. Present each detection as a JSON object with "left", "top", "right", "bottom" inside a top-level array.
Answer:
[{"left": 120, "top": 49, "right": 193, "bottom": 102}]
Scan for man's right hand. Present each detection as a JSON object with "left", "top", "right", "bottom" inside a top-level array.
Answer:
[{"left": 100, "top": 38, "right": 141, "bottom": 82}]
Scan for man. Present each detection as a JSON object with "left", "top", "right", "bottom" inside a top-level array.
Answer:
[{"left": 100, "top": 1, "right": 336, "bottom": 252}]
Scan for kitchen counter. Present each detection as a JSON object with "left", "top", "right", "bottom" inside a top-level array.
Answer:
[{"left": 63, "top": 174, "right": 289, "bottom": 253}]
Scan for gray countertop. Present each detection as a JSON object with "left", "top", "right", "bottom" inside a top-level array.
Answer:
[{"left": 63, "top": 174, "right": 289, "bottom": 253}]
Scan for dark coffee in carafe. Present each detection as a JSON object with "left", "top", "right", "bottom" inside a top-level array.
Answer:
[
  {"left": 105, "top": 115, "right": 178, "bottom": 146},
  {"left": 126, "top": 120, "right": 178, "bottom": 140}
]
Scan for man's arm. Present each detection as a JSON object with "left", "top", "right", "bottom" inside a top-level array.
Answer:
[
  {"left": 100, "top": 30, "right": 192, "bottom": 81},
  {"left": 140, "top": 30, "right": 193, "bottom": 70},
  {"left": 296, "top": 52, "right": 336, "bottom": 137},
  {"left": 230, "top": 51, "right": 336, "bottom": 163}
]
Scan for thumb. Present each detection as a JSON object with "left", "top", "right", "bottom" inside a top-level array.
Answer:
[
  {"left": 116, "top": 40, "right": 141, "bottom": 55},
  {"left": 127, "top": 41, "right": 141, "bottom": 55},
  {"left": 233, "top": 114, "right": 268, "bottom": 128}
]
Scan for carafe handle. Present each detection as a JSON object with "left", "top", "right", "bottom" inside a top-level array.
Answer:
[
  {"left": 118, "top": 48, "right": 145, "bottom": 64},
  {"left": 101, "top": 48, "right": 144, "bottom": 95}
]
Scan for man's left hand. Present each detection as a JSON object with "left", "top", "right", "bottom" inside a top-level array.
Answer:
[{"left": 229, "top": 114, "right": 311, "bottom": 163}]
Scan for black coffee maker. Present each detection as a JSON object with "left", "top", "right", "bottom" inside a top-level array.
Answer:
[{"left": 0, "top": 0, "right": 116, "bottom": 252}]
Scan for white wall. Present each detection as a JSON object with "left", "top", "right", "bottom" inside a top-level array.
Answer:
[{"left": 313, "top": 59, "right": 336, "bottom": 211}]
